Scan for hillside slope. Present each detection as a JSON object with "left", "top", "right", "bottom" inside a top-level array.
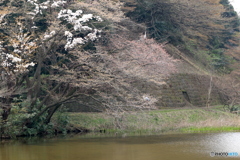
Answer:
[
  {"left": 0, "top": 0, "right": 239, "bottom": 112},
  {"left": 63, "top": 0, "right": 239, "bottom": 111}
]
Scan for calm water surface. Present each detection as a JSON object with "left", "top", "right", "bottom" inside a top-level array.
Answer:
[{"left": 1, "top": 132, "right": 240, "bottom": 160}]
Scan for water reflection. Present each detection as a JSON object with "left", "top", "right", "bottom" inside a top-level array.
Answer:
[
  {"left": 0, "top": 132, "right": 240, "bottom": 160},
  {"left": 204, "top": 132, "right": 240, "bottom": 152}
]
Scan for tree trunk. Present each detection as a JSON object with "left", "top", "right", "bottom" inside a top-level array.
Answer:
[
  {"left": 45, "top": 104, "right": 62, "bottom": 124},
  {"left": 206, "top": 76, "right": 213, "bottom": 108},
  {"left": 0, "top": 96, "right": 12, "bottom": 137}
]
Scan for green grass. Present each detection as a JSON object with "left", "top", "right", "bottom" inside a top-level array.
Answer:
[
  {"left": 67, "top": 106, "right": 240, "bottom": 134},
  {"left": 180, "top": 126, "right": 240, "bottom": 133},
  {"left": 67, "top": 113, "right": 115, "bottom": 131}
]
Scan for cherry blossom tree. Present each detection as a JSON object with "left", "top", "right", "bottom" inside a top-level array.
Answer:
[
  {"left": 0, "top": 0, "right": 103, "bottom": 137},
  {"left": 105, "top": 34, "right": 178, "bottom": 79}
]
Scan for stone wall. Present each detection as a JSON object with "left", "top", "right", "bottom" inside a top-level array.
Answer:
[{"left": 158, "top": 73, "right": 223, "bottom": 107}]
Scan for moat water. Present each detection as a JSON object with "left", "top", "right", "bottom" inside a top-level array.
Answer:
[{"left": 1, "top": 132, "right": 240, "bottom": 160}]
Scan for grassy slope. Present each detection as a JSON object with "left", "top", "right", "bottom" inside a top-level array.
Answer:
[{"left": 68, "top": 106, "right": 240, "bottom": 134}]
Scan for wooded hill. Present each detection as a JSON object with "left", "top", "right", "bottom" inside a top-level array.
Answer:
[{"left": 125, "top": 0, "right": 240, "bottom": 74}]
